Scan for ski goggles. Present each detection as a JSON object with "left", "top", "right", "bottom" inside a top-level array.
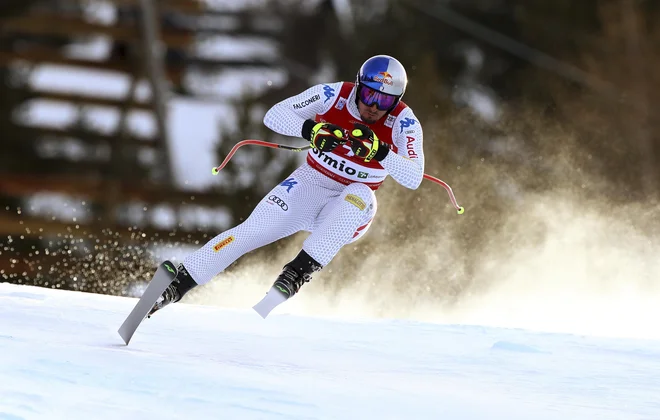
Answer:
[{"left": 357, "top": 84, "right": 398, "bottom": 111}]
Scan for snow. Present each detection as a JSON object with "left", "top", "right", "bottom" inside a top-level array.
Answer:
[
  {"left": 1, "top": 282, "right": 659, "bottom": 420},
  {"left": 6, "top": 6, "right": 660, "bottom": 418}
]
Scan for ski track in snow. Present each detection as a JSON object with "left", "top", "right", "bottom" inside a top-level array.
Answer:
[{"left": 0, "top": 283, "right": 659, "bottom": 420}]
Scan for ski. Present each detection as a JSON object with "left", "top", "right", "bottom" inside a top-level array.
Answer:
[
  {"left": 252, "top": 286, "right": 289, "bottom": 319},
  {"left": 117, "top": 261, "right": 177, "bottom": 345}
]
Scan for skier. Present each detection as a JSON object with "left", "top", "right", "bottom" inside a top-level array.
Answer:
[{"left": 148, "top": 54, "right": 425, "bottom": 317}]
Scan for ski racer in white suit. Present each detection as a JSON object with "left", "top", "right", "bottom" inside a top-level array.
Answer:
[{"left": 148, "top": 54, "right": 425, "bottom": 316}]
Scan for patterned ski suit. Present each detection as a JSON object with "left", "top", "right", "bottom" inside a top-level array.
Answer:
[{"left": 183, "top": 82, "right": 424, "bottom": 285}]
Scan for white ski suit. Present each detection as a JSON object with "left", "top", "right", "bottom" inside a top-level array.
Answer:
[{"left": 183, "top": 81, "right": 424, "bottom": 285}]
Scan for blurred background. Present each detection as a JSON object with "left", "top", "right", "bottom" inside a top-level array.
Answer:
[{"left": 1, "top": 0, "right": 659, "bottom": 338}]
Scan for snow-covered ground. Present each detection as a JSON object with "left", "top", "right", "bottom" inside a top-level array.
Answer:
[{"left": 1, "top": 282, "right": 659, "bottom": 420}]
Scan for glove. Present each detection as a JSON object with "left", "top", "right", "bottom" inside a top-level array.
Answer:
[
  {"left": 348, "top": 123, "right": 390, "bottom": 162},
  {"left": 302, "top": 120, "right": 347, "bottom": 152}
]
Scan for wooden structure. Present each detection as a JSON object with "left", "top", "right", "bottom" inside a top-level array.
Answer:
[{"left": 0, "top": 0, "right": 287, "bottom": 287}]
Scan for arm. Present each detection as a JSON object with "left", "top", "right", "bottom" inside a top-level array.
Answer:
[
  {"left": 380, "top": 109, "right": 425, "bottom": 190},
  {"left": 263, "top": 82, "right": 343, "bottom": 139}
]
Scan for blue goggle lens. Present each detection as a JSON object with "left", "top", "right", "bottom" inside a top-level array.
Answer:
[{"left": 358, "top": 85, "right": 398, "bottom": 111}]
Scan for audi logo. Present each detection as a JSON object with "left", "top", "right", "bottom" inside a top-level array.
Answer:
[{"left": 268, "top": 195, "right": 288, "bottom": 211}]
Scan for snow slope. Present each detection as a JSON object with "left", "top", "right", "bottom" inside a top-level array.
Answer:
[{"left": 1, "top": 282, "right": 659, "bottom": 420}]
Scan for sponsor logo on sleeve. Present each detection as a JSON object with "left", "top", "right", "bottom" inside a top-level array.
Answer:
[
  {"left": 213, "top": 236, "right": 235, "bottom": 252},
  {"left": 399, "top": 117, "right": 417, "bottom": 133},
  {"left": 267, "top": 195, "right": 289, "bottom": 211},
  {"left": 345, "top": 194, "right": 366, "bottom": 211},
  {"left": 293, "top": 94, "right": 321, "bottom": 110},
  {"left": 357, "top": 171, "right": 369, "bottom": 179},
  {"left": 323, "top": 84, "right": 336, "bottom": 102},
  {"left": 406, "top": 136, "right": 419, "bottom": 159}
]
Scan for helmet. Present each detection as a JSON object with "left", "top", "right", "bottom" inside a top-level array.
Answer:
[{"left": 355, "top": 55, "right": 408, "bottom": 111}]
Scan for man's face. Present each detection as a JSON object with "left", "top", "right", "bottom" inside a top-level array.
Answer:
[
  {"left": 357, "top": 101, "right": 388, "bottom": 124},
  {"left": 356, "top": 84, "right": 397, "bottom": 124}
]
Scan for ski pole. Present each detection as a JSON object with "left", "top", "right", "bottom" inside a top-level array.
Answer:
[
  {"left": 211, "top": 139, "right": 465, "bottom": 214},
  {"left": 211, "top": 140, "right": 311, "bottom": 175}
]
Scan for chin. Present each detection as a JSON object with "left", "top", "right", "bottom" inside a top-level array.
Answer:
[{"left": 360, "top": 114, "right": 379, "bottom": 124}]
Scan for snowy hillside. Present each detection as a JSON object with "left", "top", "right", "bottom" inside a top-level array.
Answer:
[{"left": 1, "top": 282, "right": 659, "bottom": 420}]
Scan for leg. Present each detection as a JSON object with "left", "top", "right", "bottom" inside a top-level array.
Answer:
[
  {"left": 150, "top": 167, "right": 330, "bottom": 315},
  {"left": 183, "top": 165, "right": 333, "bottom": 285},
  {"left": 258, "top": 183, "right": 377, "bottom": 308},
  {"left": 183, "top": 191, "right": 308, "bottom": 286},
  {"left": 303, "top": 182, "right": 377, "bottom": 266}
]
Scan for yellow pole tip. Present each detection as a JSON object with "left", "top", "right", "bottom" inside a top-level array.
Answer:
[
  {"left": 457, "top": 207, "right": 465, "bottom": 215},
  {"left": 211, "top": 168, "right": 219, "bottom": 175}
]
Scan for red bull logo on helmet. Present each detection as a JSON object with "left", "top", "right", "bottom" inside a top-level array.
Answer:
[{"left": 372, "top": 71, "right": 394, "bottom": 86}]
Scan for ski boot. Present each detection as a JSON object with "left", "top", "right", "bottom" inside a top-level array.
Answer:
[
  {"left": 253, "top": 250, "right": 322, "bottom": 318},
  {"left": 273, "top": 250, "right": 323, "bottom": 298},
  {"left": 148, "top": 263, "right": 198, "bottom": 317}
]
